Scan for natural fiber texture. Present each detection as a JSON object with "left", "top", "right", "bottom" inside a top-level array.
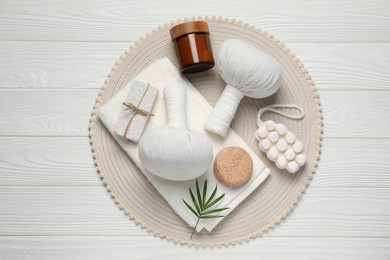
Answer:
[{"left": 88, "top": 16, "right": 323, "bottom": 246}]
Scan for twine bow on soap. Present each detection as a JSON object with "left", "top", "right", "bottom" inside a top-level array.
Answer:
[{"left": 122, "top": 102, "right": 155, "bottom": 118}]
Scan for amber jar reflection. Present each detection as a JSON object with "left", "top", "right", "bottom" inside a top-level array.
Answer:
[{"left": 170, "top": 21, "right": 215, "bottom": 74}]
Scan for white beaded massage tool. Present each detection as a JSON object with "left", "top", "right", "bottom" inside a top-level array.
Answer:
[
  {"left": 205, "top": 39, "right": 283, "bottom": 137},
  {"left": 255, "top": 104, "right": 307, "bottom": 173}
]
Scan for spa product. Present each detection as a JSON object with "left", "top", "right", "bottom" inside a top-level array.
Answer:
[
  {"left": 113, "top": 81, "right": 158, "bottom": 143},
  {"left": 182, "top": 179, "right": 228, "bottom": 239},
  {"left": 214, "top": 146, "right": 253, "bottom": 188},
  {"left": 170, "top": 21, "right": 215, "bottom": 74},
  {"left": 205, "top": 39, "right": 283, "bottom": 137},
  {"left": 138, "top": 82, "right": 214, "bottom": 181},
  {"left": 255, "top": 104, "right": 307, "bottom": 173}
]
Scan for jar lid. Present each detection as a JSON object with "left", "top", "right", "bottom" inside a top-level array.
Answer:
[{"left": 169, "top": 21, "right": 210, "bottom": 40}]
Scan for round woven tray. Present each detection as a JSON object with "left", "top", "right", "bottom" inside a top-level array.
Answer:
[{"left": 89, "top": 16, "right": 323, "bottom": 246}]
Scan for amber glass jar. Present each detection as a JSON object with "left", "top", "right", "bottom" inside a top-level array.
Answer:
[{"left": 170, "top": 21, "right": 215, "bottom": 74}]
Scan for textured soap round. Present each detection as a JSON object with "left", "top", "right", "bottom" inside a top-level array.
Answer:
[
  {"left": 255, "top": 120, "right": 307, "bottom": 173},
  {"left": 214, "top": 146, "right": 253, "bottom": 188}
]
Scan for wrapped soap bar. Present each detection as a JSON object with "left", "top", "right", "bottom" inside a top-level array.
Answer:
[{"left": 114, "top": 81, "right": 158, "bottom": 142}]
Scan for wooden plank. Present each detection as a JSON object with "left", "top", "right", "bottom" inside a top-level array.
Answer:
[
  {"left": 0, "top": 137, "right": 389, "bottom": 187},
  {"left": 0, "top": 137, "right": 99, "bottom": 186},
  {"left": 0, "top": 0, "right": 389, "bottom": 42},
  {"left": 321, "top": 91, "right": 390, "bottom": 137},
  {"left": 0, "top": 89, "right": 389, "bottom": 137},
  {"left": 1, "top": 42, "right": 389, "bottom": 91},
  {"left": 0, "top": 186, "right": 389, "bottom": 237},
  {"left": 289, "top": 43, "right": 390, "bottom": 91},
  {"left": 311, "top": 138, "right": 390, "bottom": 187},
  {"left": 0, "top": 236, "right": 389, "bottom": 259},
  {"left": 0, "top": 42, "right": 128, "bottom": 89},
  {"left": 0, "top": 89, "right": 96, "bottom": 136}
]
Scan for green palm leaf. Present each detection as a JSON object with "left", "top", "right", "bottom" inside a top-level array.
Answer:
[
  {"left": 182, "top": 179, "right": 229, "bottom": 239},
  {"left": 204, "top": 193, "right": 225, "bottom": 211},
  {"left": 205, "top": 184, "right": 218, "bottom": 207},
  {"left": 202, "top": 207, "right": 229, "bottom": 216},
  {"left": 189, "top": 187, "right": 200, "bottom": 215},
  {"left": 200, "top": 215, "right": 225, "bottom": 219},
  {"left": 195, "top": 179, "right": 203, "bottom": 209},
  {"left": 182, "top": 199, "right": 199, "bottom": 218},
  {"left": 202, "top": 180, "right": 208, "bottom": 208}
]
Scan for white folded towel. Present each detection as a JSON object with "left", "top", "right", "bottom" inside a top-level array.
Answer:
[{"left": 98, "top": 57, "right": 270, "bottom": 232}]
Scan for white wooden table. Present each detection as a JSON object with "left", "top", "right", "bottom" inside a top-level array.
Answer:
[{"left": 1, "top": 0, "right": 389, "bottom": 259}]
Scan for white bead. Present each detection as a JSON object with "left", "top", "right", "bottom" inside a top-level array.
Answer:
[
  {"left": 287, "top": 161, "right": 299, "bottom": 173},
  {"left": 285, "top": 149, "right": 296, "bottom": 161},
  {"left": 259, "top": 139, "right": 271, "bottom": 152},
  {"left": 285, "top": 131, "right": 296, "bottom": 144},
  {"left": 276, "top": 156, "right": 287, "bottom": 169},
  {"left": 255, "top": 126, "right": 268, "bottom": 140},
  {"left": 265, "top": 120, "right": 276, "bottom": 131},
  {"left": 275, "top": 123, "right": 287, "bottom": 135},
  {"left": 267, "top": 147, "right": 279, "bottom": 161},
  {"left": 276, "top": 139, "right": 288, "bottom": 152},
  {"left": 268, "top": 131, "right": 279, "bottom": 143},
  {"left": 293, "top": 140, "right": 304, "bottom": 153},
  {"left": 295, "top": 153, "right": 307, "bottom": 166}
]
